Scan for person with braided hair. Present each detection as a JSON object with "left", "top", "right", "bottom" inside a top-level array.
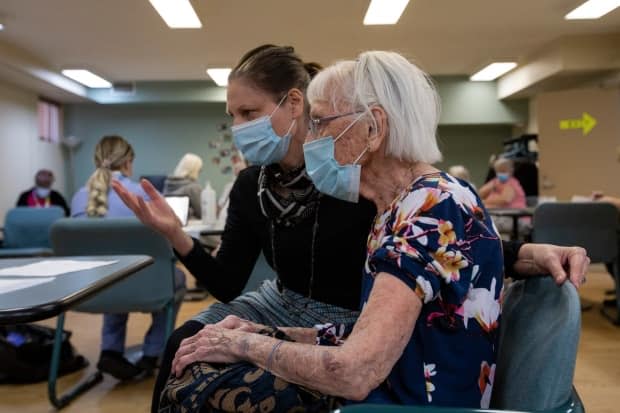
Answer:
[{"left": 71, "top": 135, "right": 186, "bottom": 380}]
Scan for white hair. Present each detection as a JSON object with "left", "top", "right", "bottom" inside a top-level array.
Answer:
[
  {"left": 307, "top": 50, "right": 442, "bottom": 164},
  {"left": 493, "top": 157, "right": 514, "bottom": 173},
  {"left": 173, "top": 153, "right": 203, "bottom": 180},
  {"left": 448, "top": 165, "right": 471, "bottom": 181}
]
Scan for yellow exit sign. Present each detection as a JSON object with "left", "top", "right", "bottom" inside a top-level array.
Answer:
[{"left": 559, "top": 112, "right": 597, "bottom": 136}]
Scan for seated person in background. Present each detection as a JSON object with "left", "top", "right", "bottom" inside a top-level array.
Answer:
[
  {"left": 71, "top": 135, "right": 185, "bottom": 380},
  {"left": 448, "top": 164, "right": 475, "bottom": 189},
  {"left": 480, "top": 158, "right": 528, "bottom": 235},
  {"left": 163, "top": 153, "right": 203, "bottom": 220},
  {"left": 166, "top": 51, "right": 588, "bottom": 410},
  {"left": 479, "top": 157, "right": 526, "bottom": 209},
  {"left": 16, "top": 169, "right": 70, "bottom": 216}
]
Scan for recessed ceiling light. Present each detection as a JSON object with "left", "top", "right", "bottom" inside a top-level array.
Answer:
[
  {"left": 0, "top": 23, "right": 4, "bottom": 31},
  {"left": 149, "top": 0, "right": 202, "bottom": 28},
  {"left": 206, "top": 68, "right": 232, "bottom": 87},
  {"left": 363, "top": 0, "right": 410, "bottom": 25},
  {"left": 565, "top": 0, "right": 620, "bottom": 19},
  {"left": 61, "top": 70, "right": 112, "bottom": 88},
  {"left": 470, "top": 62, "right": 517, "bottom": 81}
]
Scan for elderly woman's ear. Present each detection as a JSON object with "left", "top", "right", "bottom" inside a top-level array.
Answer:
[{"left": 367, "top": 106, "right": 389, "bottom": 153}]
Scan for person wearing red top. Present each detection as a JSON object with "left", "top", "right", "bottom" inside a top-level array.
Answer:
[{"left": 16, "top": 169, "right": 70, "bottom": 216}]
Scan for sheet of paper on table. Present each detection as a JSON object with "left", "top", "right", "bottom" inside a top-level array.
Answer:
[
  {"left": 0, "top": 277, "right": 55, "bottom": 295},
  {"left": 0, "top": 260, "right": 118, "bottom": 277}
]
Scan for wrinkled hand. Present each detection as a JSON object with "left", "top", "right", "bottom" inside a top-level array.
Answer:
[
  {"left": 215, "top": 315, "right": 265, "bottom": 333},
  {"left": 530, "top": 244, "right": 590, "bottom": 288},
  {"left": 111, "top": 179, "right": 181, "bottom": 239},
  {"left": 172, "top": 325, "right": 243, "bottom": 377}
]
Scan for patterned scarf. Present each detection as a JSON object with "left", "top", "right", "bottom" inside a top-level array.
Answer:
[{"left": 258, "top": 164, "right": 320, "bottom": 227}]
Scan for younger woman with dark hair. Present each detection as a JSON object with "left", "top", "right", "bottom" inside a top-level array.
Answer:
[{"left": 115, "top": 44, "right": 375, "bottom": 411}]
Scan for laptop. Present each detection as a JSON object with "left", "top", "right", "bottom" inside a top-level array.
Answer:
[{"left": 164, "top": 196, "right": 190, "bottom": 227}]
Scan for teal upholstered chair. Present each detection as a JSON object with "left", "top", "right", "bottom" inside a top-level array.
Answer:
[
  {"left": 48, "top": 217, "right": 184, "bottom": 408},
  {"left": 0, "top": 206, "right": 64, "bottom": 257},
  {"left": 336, "top": 276, "right": 583, "bottom": 413},
  {"left": 532, "top": 201, "right": 619, "bottom": 324}
]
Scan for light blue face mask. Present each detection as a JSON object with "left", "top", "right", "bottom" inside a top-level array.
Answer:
[
  {"left": 231, "top": 95, "right": 295, "bottom": 165},
  {"left": 35, "top": 187, "right": 51, "bottom": 198},
  {"left": 303, "top": 114, "right": 367, "bottom": 203},
  {"left": 497, "top": 173, "right": 510, "bottom": 183}
]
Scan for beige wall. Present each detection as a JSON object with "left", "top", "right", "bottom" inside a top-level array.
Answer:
[
  {"left": 537, "top": 87, "right": 620, "bottom": 200},
  {"left": 0, "top": 81, "right": 67, "bottom": 223}
]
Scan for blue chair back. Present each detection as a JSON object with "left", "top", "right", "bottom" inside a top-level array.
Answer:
[
  {"left": 490, "top": 276, "right": 581, "bottom": 411},
  {"left": 3, "top": 206, "right": 64, "bottom": 248},
  {"left": 50, "top": 217, "right": 176, "bottom": 313},
  {"left": 140, "top": 175, "right": 167, "bottom": 193}
]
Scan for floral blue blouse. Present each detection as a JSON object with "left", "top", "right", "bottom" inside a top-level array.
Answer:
[{"left": 361, "top": 172, "right": 503, "bottom": 408}]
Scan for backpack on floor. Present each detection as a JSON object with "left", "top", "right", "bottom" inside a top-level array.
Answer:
[{"left": 0, "top": 323, "right": 88, "bottom": 383}]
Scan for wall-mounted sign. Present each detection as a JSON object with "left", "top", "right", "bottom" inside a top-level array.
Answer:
[{"left": 559, "top": 112, "right": 597, "bottom": 136}]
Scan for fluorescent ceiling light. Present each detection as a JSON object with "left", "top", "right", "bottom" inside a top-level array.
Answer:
[
  {"left": 470, "top": 62, "right": 517, "bottom": 81},
  {"left": 363, "top": 0, "right": 410, "bottom": 25},
  {"left": 565, "top": 0, "right": 620, "bottom": 19},
  {"left": 206, "top": 68, "right": 231, "bottom": 87},
  {"left": 61, "top": 70, "right": 112, "bottom": 88},
  {"left": 149, "top": 0, "right": 202, "bottom": 28}
]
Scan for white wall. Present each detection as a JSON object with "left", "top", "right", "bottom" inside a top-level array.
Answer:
[{"left": 0, "top": 81, "right": 67, "bottom": 223}]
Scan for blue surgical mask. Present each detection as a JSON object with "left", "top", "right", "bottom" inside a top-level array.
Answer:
[
  {"left": 35, "top": 187, "right": 51, "bottom": 198},
  {"left": 231, "top": 95, "right": 295, "bottom": 165},
  {"left": 497, "top": 173, "right": 509, "bottom": 183},
  {"left": 303, "top": 114, "right": 366, "bottom": 203}
]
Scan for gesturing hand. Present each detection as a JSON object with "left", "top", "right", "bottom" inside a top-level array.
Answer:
[{"left": 112, "top": 179, "right": 182, "bottom": 239}]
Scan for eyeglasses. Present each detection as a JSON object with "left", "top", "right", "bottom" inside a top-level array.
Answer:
[{"left": 308, "top": 111, "right": 365, "bottom": 137}]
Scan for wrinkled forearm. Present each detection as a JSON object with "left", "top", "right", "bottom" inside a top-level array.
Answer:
[
  {"left": 512, "top": 243, "right": 546, "bottom": 276},
  {"left": 232, "top": 333, "right": 367, "bottom": 400},
  {"left": 231, "top": 273, "right": 419, "bottom": 401},
  {"left": 277, "top": 327, "right": 317, "bottom": 344}
]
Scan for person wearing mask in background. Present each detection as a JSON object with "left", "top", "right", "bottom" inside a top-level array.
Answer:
[
  {"left": 448, "top": 164, "right": 475, "bottom": 189},
  {"left": 16, "top": 169, "right": 70, "bottom": 216},
  {"left": 163, "top": 153, "right": 204, "bottom": 220},
  {"left": 113, "top": 45, "right": 590, "bottom": 412},
  {"left": 71, "top": 135, "right": 186, "bottom": 380},
  {"left": 479, "top": 157, "right": 526, "bottom": 209},
  {"left": 480, "top": 157, "right": 528, "bottom": 236}
]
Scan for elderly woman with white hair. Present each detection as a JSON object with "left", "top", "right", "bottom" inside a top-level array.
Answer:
[
  {"left": 479, "top": 157, "right": 526, "bottom": 209},
  {"left": 168, "top": 51, "right": 505, "bottom": 409},
  {"left": 163, "top": 153, "right": 204, "bottom": 219}
]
